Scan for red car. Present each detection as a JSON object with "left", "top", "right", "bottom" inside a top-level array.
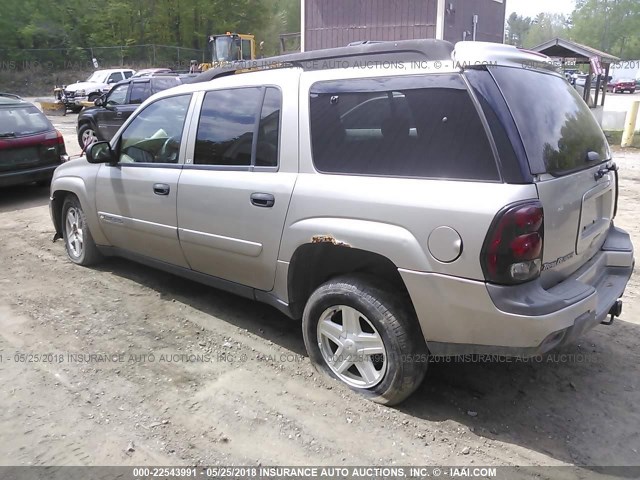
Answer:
[
  {"left": 607, "top": 78, "right": 636, "bottom": 94},
  {"left": 0, "top": 93, "right": 68, "bottom": 187}
]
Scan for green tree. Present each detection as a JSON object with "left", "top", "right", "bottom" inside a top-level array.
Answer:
[{"left": 571, "top": 0, "right": 640, "bottom": 58}]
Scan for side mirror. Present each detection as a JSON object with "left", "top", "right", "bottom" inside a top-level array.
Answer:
[
  {"left": 86, "top": 141, "right": 115, "bottom": 164},
  {"left": 94, "top": 96, "right": 104, "bottom": 107}
]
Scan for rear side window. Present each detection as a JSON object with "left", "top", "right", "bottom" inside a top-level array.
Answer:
[
  {"left": 130, "top": 82, "right": 152, "bottom": 104},
  {"left": 151, "top": 77, "right": 181, "bottom": 93},
  {"left": 309, "top": 74, "right": 499, "bottom": 181},
  {"left": 194, "top": 87, "right": 281, "bottom": 168},
  {"left": 108, "top": 72, "right": 124, "bottom": 83},
  {"left": 490, "top": 67, "right": 609, "bottom": 175},
  {"left": 124, "top": 71, "right": 134, "bottom": 79},
  {"left": 0, "top": 106, "right": 52, "bottom": 135}
]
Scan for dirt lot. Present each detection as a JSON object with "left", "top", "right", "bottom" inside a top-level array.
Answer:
[{"left": 0, "top": 113, "right": 639, "bottom": 473}]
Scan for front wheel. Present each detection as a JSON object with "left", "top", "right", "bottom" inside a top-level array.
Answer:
[
  {"left": 78, "top": 124, "right": 98, "bottom": 149},
  {"left": 302, "top": 275, "right": 428, "bottom": 405},
  {"left": 61, "top": 195, "right": 103, "bottom": 266}
]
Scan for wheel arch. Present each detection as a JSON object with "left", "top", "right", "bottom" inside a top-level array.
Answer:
[
  {"left": 286, "top": 242, "right": 415, "bottom": 321},
  {"left": 51, "top": 176, "right": 110, "bottom": 246}
]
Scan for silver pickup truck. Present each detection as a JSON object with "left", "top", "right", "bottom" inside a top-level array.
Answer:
[{"left": 49, "top": 40, "right": 634, "bottom": 405}]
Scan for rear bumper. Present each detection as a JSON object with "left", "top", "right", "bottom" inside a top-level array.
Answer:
[
  {"left": 400, "top": 225, "right": 634, "bottom": 357},
  {"left": 0, "top": 165, "right": 58, "bottom": 188}
]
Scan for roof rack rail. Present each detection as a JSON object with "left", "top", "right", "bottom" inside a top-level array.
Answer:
[
  {"left": 187, "top": 39, "right": 454, "bottom": 84},
  {"left": 0, "top": 93, "right": 23, "bottom": 99}
]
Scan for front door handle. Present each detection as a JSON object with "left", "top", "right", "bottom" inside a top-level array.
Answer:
[
  {"left": 116, "top": 111, "right": 123, "bottom": 117},
  {"left": 250, "top": 193, "right": 275, "bottom": 208},
  {"left": 153, "top": 183, "right": 170, "bottom": 196}
]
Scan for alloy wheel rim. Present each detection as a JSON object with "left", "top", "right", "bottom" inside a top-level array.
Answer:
[
  {"left": 65, "top": 207, "right": 84, "bottom": 258},
  {"left": 317, "top": 305, "right": 387, "bottom": 388},
  {"left": 82, "top": 129, "right": 97, "bottom": 146}
]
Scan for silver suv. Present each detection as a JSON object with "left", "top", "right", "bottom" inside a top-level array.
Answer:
[{"left": 49, "top": 40, "right": 635, "bottom": 405}]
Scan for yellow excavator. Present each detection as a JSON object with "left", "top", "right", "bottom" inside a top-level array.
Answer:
[{"left": 198, "top": 33, "right": 257, "bottom": 72}]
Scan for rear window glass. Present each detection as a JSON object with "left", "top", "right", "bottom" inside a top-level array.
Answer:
[
  {"left": 309, "top": 74, "right": 499, "bottom": 181},
  {"left": 0, "top": 106, "right": 52, "bottom": 136},
  {"left": 490, "top": 67, "right": 609, "bottom": 175}
]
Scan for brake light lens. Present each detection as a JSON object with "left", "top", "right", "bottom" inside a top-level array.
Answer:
[{"left": 481, "top": 201, "right": 544, "bottom": 284}]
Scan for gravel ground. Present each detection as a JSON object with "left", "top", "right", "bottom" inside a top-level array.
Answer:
[{"left": 0, "top": 112, "right": 639, "bottom": 475}]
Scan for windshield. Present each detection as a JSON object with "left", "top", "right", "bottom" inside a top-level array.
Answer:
[
  {"left": 213, "top": 36, "right": 240, "bottom": 62},
  {"left": 214, "top": 37, "right": 231, "bottom": 62},
  {"left": 490, "top": 66, "right": 609, "bottom": 176},
  {"left": 85, "top": 71, "right": 105, "bottom": 83},
  {"left": 0, "top": 106, "right": 52, "bottom": 136}
]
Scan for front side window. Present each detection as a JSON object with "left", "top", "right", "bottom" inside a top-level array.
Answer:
[
  {"left": 118, "top": 94, "right": 191, "bottom": 164},
  {"left": 309, "top": 74, "right": 499, "bottom": 180},
  {"left": 106, "top": 84, "right": 129, "bottom": 105}
]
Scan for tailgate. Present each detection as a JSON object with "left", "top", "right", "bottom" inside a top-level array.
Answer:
[
  {"left": 536, "top": 166, "right": 615, "bottom": 288},
  {"left": 488, "top": 66, "right": 615, "bottom": 288}
]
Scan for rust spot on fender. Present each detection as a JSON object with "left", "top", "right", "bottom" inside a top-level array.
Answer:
[{"left": 311, "top": 235, "right": 351, "bottom": 248}]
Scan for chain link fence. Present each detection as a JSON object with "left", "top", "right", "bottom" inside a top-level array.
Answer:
[
  {"left": 0, "top": 44, "right": 208, "bottom": 95},
  {"left": 0, "top": 44, "right": 207, "bottom": 72}
]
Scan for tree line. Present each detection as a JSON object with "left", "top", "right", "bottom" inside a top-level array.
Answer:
[
  {"left": 506, "top": 0, "right": 640, "bottom": 59},
  {"left": 0, "top": 0, "right": 300, "bottom": 59}
]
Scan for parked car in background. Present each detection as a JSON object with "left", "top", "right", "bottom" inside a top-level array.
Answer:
[
  {"left": 50, "top": 40, "right": 633, "bottom": 405},
  {"left": 607, "top": 78, "right": 636, "bottom": 94},
  {"left": 59, "top": 69, "right": 135, "bottom": 113},
  {"left": 0, "top": 94, "right": 68, "bottom": 187},
  {"left": 132, "top": 68, "right": 173, "bottom": 78},
  {"left": 76, "top": 75, "right": 182, "bottom": 148}
]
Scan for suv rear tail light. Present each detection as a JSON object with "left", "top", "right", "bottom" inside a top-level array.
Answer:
[{"left": 481, "top": 201, "right": 544, "bottom": 285}]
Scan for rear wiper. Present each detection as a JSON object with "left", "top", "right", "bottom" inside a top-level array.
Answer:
[{"left": 0, "top": 132, "right": 16, "bottom": 138}]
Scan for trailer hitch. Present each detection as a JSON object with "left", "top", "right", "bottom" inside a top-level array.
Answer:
[{"left": 601, "top": 300, "right": 622, "bottom": 325}]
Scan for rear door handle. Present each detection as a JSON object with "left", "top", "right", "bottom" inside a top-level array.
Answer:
[
  {"left": 250, "top": 193, "right": 275, "bottom": 208},
  {"left": 153, "top": 183, "right": 170, "bottom": 196}
]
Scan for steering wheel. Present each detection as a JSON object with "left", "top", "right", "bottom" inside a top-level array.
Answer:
[{"left": 157, "top": 136, "right": 180, "bottom": 163}]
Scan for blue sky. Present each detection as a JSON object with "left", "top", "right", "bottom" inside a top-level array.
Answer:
[{"left": 508, "top": 0, "right": 576, "bottom": 18}]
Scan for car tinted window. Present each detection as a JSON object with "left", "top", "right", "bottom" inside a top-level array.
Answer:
[
  {"left": 151, "top": 77, "right": 181, "bottom": 93},
  {"left": 124, "top": 71, "right": 134, "bottom": 79},
  {"left": 106, "top": 84, "right": 129, "bottom": 105},
  {"left": 194, "top": 87, "right": 262, "bottom": 166},
  {"left": 490, "top": 67, "right": 609, "bottom": 175},
  {"left": 256, "top": 87, "right": 281, "bottom": 167},
  {"left": 118, "top": 94, "right": 191, "bottom": 164},
  {"left": 0, "top": 106, "right": 52, "bottom": 136},
  {"left": 130, "top": 82, "right": 152, "bottom": 104},
  {"left": 309, "top": 74, "right": 499, "bottom": 180},
  {"left": 108, "top": 72, "right": 124, "bottom": 83}
]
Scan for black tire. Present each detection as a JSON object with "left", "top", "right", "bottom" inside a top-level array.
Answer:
[
  {"left": 88, "top": 93, "right": 100, "bottom": 102},
  {"left": 70, "top": 106, "right": 83, "bottom": 114},
  {"left": 302, "top": 274, "right": 428, "bottom": 406},
  {"left": 61, "top": 195, "right": 103, "bottom": 266},
  {"left": 77, "top": 123, "right": 98, "bottom": 149}
]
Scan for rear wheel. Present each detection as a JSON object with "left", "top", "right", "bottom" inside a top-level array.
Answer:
[
  {"left": 302, "top": 275, "right": 428, "bottom": 405},
  {"left": 61, "top": 195, "right": 102, "bottom": 266}
]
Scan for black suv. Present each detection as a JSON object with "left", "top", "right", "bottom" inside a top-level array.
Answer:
[{"left": 76, "top": 76, "right": 182, "bottom": 148}]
